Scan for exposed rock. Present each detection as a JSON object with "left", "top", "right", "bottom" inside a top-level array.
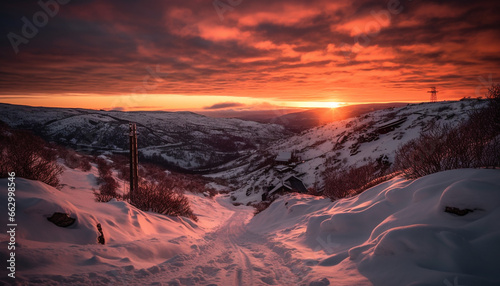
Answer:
[
  {"left": 309, "top": 278, "right": 330, "bottom": 286},
  {"left": 97, "top": 223, "right": 105, "bottom": 245},
  {"left": 47, "top": 212, "right": 76, "bottom": 227},
  {"left": 444, "top": 206, "right": 475, "bottom": 216}
]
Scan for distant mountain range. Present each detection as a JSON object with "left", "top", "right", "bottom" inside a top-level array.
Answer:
[
  {"left": 1, "top": 100, "right": 483, "bottom": 176},
  {"left": 263, "top": 103, "right": 410, "bottom": 132},
  {"left": 0, "top": 103, "right": 287, "bottom": 171},
  {"left": 200, "top": 103, "right": 410, "bottom": 132}
]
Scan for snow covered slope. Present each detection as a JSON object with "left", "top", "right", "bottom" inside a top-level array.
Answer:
[
  {"left": 0, "top": 103, "right": 287, "bottom": 171},
  {"left": 218, "top": 99, "right": 489, "bottom": 203},
  {"left": 0, "top": 164, "right": 232, "bottom": 284},
  {"left": 248, "top": 168, "right": 500, "bottom": 286},
  {"left": 1, "top": 156, "right": 498, "bottom": 284}
]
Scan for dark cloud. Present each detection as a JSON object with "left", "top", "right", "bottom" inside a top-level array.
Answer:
[
  {"left": 0, "top": 0, "right": 499, "bottom": 104},
  {"left": 204, "top": 102, "right": 246, "bottom": 110}
]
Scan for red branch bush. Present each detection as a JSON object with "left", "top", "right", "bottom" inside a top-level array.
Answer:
[{"left": 0, "top": 124, "right": 63, "bottom": 187}]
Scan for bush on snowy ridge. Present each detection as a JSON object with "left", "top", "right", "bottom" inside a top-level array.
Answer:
[
  {"left": 56, "top": 146, "right": 93, "bottom": 172},
  {"left": 322, "top": 159, "right": 392, "bottom": 200},
  {"left": 0, "top": 123, "right": 63, "bottom": 187},
  {"left": 321, "top": 85, "right": 500, "bottom": 201},
  {"left": 93, "top": 157, "right": 120, "bottom": 202},
  {"left": 90, "top": 154, "right": 200, "bottom": 221},
  {"left": 395, "top": 85, "right": 500, "bottom": 179},
  {"left": 127, "top": 178, "right": 198, "bottom": 221}
]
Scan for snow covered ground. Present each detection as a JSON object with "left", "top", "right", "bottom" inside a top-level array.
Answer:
[
  {"left": 1, "top": 164, "right": 499, "bottom": 285},
  {"left": 0, "top": 165, "right": 231, "bottom": 285},
  {"left": 250, "top": 168, "right": 500, "bottom": 286}
]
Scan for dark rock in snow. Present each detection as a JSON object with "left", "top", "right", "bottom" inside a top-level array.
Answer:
[
  {"left": 97, "top": 223, "right": 105, "bottom": 244},
  {"left": 444, "top": 206, "right": 475, "bottom": 216},
  {"left": 309, "top": 278, "right": 330, "bottom": 286},
  {"left": 47, "top": 212, "right": 76, "bottom": 227}
]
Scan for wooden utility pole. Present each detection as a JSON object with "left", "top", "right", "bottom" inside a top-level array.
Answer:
[
  {"left": 129, "top": 123, "right": 139, "bottom": 204},
  {"left": 428, "top": 87, "right": 438, "bottom": 102}
]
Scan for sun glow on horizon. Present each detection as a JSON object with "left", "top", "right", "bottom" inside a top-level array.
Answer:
[{"left": 284, "top": 101, "right": 347, "bottom": 109}]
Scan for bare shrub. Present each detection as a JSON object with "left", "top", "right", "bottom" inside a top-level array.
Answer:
[
  {"left": 99, "top": 176, "right": 119, "bottom": 198},
  {"left": 79, "top": 156, "right": 92, "bottom": 172},
  {"left": 110, "top": 154, "right": 130, "bottom": 181},
  {"left": 131, "top": 179, "right": 197, "bottom": 221},
  {"left": 394, "top": 92, "right": 500, "bottom": 179},
  {"left": 61, "top": 148, "right": 81, "bottom": 169},
  {"left": 93, "top": 188, "right": 116, "bottom": 203},
  {"left": 96, "top": 157, "right": 113, "bottom": 181},
  {"left": 323, "top": 160, "right": 383, "bottom": 200},
  {"left": 253, "top": 199, "right": 275, "bottom": 215},
  {"left": 0, "top": 127, "right": 63, "bottom": 187},
  {"left": 394, "top": 123, "right": 450, "bottom": 179},
  {"left": 93, "top": 157, "right": 120, "bottom": 201}
]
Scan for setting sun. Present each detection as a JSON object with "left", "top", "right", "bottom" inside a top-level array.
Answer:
[{"left": 285, "top": 101, "right": 346, "bottom": 109}]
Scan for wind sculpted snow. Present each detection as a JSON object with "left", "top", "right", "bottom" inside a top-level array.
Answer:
[{"left": 1, "top": 161, "right": 499, "bottom": 285}]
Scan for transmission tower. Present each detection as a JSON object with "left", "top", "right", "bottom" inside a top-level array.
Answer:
[{"left": 428, "top": 87, "right": 438, "bottom": 102}]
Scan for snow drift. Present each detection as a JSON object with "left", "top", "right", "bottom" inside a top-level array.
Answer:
[
  {"left": 1, "top": 166, "right": 499, "bottom": 285},
  {"left": 249, "top": 169, "right": 500, "bottom": 285},
  {"left": 0, "top": 164, "right": 232, "bottom": 284}
]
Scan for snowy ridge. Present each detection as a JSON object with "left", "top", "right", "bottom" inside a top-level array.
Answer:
[
  {"left": 219, "top": 99, "right": 488, "bottom": 203},
  {"left": 0, "top": 164, "right": 233, "bottom": 284},
  {"left": 0, "top": 103, "right": 287, "bottom": 171}
]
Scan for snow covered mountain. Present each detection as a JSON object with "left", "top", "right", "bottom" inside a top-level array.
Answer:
[
  {"left": 264, "top": 102, "right": 409, "bottom": 132},
  {"left": 0, "top": 103, "right": 288, "bottom": 171},
  {"left": 215, "top": 99, "right": 489, "bottom": 203}
]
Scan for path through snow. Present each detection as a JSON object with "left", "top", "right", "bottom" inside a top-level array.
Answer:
[{"left": 135, "top": 197, "right": 308, "bottom": 286}]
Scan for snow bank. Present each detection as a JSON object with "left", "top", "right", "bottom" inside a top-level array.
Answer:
[
  {"left": 0, "top": 161, "right": 232, "bottom": 284},
  {"left": 249, "top": 169, "right": 500, "bottom": 285},
  {"left": 0, "top": 178, "right": 201, "bottom": 278}
]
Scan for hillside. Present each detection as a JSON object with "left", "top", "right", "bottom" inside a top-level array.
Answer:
[
  {"left": 265, "top": 103, "right": 409, "bottom": 132},
  {"left": 200, "top": 103, "right": 409, "bottom": 133},
  {"left": 0, "top": 103, "right": 287, "bottom": 171},
  {"left": 213, "top": 99, "right": 489, "bottom": 203}
]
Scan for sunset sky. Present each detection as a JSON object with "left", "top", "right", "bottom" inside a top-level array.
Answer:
[{"left": 1, "top": 0, "right": 499, "bottom": 111}]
